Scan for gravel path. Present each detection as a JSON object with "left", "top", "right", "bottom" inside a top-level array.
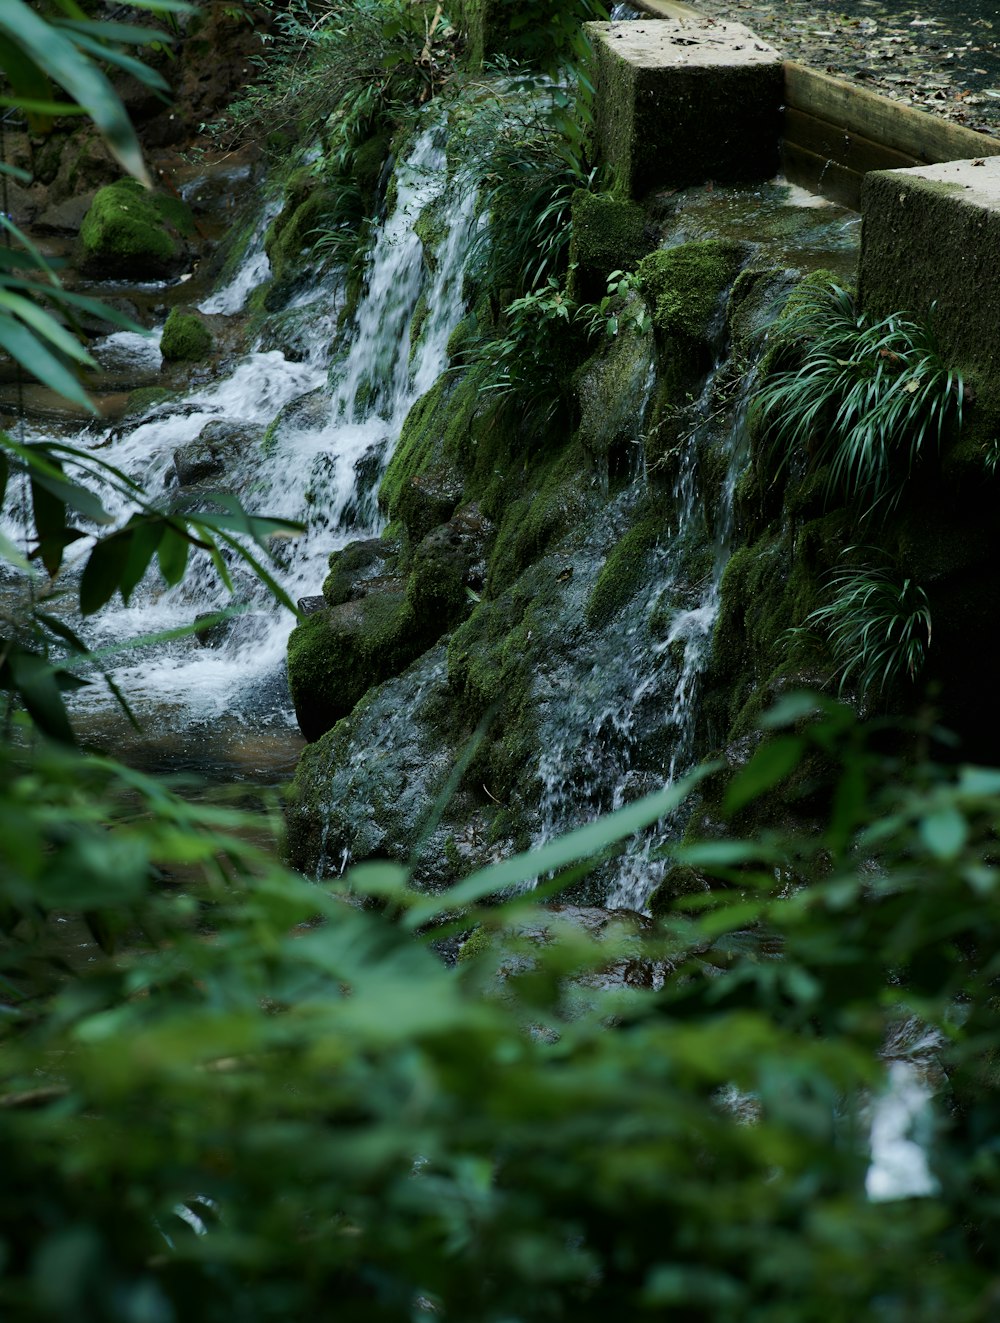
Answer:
[{"left": 674, "top": 1, "right": 1000, "bottom": 138}]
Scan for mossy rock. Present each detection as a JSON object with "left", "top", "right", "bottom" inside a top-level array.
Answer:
[
  {"left": 569, "top": 189, "right": 654, "bottom": 303},
  {"left": 123, "top": 385, "right": 173, "bottom": 417},
  {"left": 323, "top": 537, "right": 401, "bottom": 607},
  {"left": 586, "top": 513, "right": 664, "bottom": 631},
  {"left": 265, "top": 167, "right": 336, "bottom": 285},
  {"left": 394, "top": 465, "right": 465, "bottom": 545},
  {"left": 406, "top": 503, "right": 491, "bottom": 633},
  {"left": 287, "top": 586, "right": 429, "bottom": 742},
  {"left": 79, "top": 178, "right": 193, "bottom": 278},
  {"left": 575, "top": 325, "right": 655, "bottom": 481},
  {"left": 637, "top": 240, "right": 749, "bottom": 347},
  {"left": 160, "top": 309, "right": 213, "bottom": 363}
]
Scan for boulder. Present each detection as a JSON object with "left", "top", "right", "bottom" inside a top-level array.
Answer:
[
  {"left": 78, "top": 179, "right": 194, "bottom": 279},
  {"left": 160, "top": 308, "right": 213, "bottom": 364},
  {"left": 173, "top": 419, "right": 263, "bottom": 486}
]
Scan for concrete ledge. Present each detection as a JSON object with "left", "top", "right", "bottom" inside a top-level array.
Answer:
[
  {"left": 588, "top": 18, "right": 783, "bottom": 197},
  {"left": 859, "top": 158, "right": 1000, "bottom": 386}
]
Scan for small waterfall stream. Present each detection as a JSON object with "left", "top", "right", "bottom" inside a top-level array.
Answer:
[{"left": 8, "top": 118, "right": 477, "bottom": 770}]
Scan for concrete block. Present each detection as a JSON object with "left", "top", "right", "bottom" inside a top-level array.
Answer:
[
  {"left": 859, "top": 157, "right": 1000, "bottom": 387},
  {"left": 587, "top": 18, "right": 784, "bottom": 198}
]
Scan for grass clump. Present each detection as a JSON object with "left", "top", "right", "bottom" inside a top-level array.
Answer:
[
  {"left": 752, "top": 283, "right": 964, "bottom": 516},
  {"left": 799, "top": 554, "right": 932, "bottom": 696}
]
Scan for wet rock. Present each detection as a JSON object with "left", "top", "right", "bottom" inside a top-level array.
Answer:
[
  {"left": 322, "top": 537, "right": 402, "bottom": 607},
  {"left": 286, "top": 646, "right": 469, "bottom": 880},
  {"left": 287, "top": 573, "right": 427, "bottom": 742},
  {"left": 406, "top": 502, "right": 492, "bottom": 631},
  {"left": 297, "top": 595, "right": 326, "bottom": 615},
  {"left": 395, "top": 464, "right": 466, "bottom": 543},
  {"left": 33, "top": 194, "right": 97, "bottom": 237},
  {"left": 173, "top": 419, "right": 263, "bottom": 485},
  {"left": 569, "top": 190, "right": 655, "bottom": 302}
]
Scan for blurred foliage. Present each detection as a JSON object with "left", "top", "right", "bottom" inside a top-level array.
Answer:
[
  {"left": 4, "top": 5, "right": 1000, "bottom": 1321},
  {"left": 3, "top": 697, "right": 1000, "bottom": 1319}
]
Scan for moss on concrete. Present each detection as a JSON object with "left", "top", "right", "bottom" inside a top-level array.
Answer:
[
  {"left": 569, "top": 189, "right": 653, "bottom": 302},
  {"left": 160, "top": 309, "right": 213, "bottom": 363}
]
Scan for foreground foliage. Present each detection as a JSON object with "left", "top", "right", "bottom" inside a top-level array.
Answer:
[{"left": 3, "top": 697, "right": 1000, "bottom": 1320}]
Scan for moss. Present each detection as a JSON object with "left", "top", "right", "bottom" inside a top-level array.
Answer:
[
  {"left": 586, "top": 513, "right": 663, "bottom": 630},
  {"left": 575, "top": 326, "right": 655, "bottom": 481},
  {"left": 637, "top": 240, "right": 748, "bottom": 345},
  {"left": 647, "top": 865, "right": 712, "bottom": 920},
  {"left": 79, "top": 179, "right": 185, "bottom": 278},
  {"left": 123, "top": 385, "right": 173, "bottom": 416},
  {"left": 486, "top": 438, "right": 592, "bottom": 595},
  {"left": 568, "top": 189, "right": 653, "bottom": 302},
  {"left": 456, "top": 924, "right": 494, "bottom": 962},
  {"left": 160, "top": 309, "right": 213, "bottom": 363},
  {"left": 408, "top": 292, "right": 431, "bottom": 366},
  {"left": 265, "top": 167, "right": 336, "bottom": 284},
  {"left": 322, "top": 537, "right": 400, "bottom": 606},
  {"left": 406, "top": 525, "right": 473, "bottom": 631},
  {"left": 287, "top": 590, "right": 428, "bottom": 742}
]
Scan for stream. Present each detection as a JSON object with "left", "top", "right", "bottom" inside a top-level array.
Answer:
[{"left": 3, "top": 91, "right": 860, "bottom": 904}]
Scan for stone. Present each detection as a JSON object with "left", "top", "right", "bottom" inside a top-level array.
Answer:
[
  {"left": 587, "top": 18, "right": 784, "bottom": 198},
  {"left": 160, "top": 308, "right": 213, "bottom": 364},
  {"left": 78, "top": 178, "right": 194, "bottom": 279},
  {"left": 173, "top": 419, "right": 263, "bottom": 486},
  {"left": 859, "top": 156, "right": 1000, "bottom": 391}
]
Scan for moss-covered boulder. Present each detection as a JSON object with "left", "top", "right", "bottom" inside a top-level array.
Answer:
[
  {"left": 287, "top": 582, "right": 427, "bottom": 743},
  {"left": 323, "top": 537, "right": 401, "bottom": 607},
  {"left": 160, "top": 309, "right": 213, "bottom": 364},
  {"left": 637, "top": 240, "right": 749, "bottom": 349},
  {"left": 406, "top": 503, "right": 492, "bottom": 631},
  {"left": 78, "top": 179, "right": 194, "bottom": 278}
]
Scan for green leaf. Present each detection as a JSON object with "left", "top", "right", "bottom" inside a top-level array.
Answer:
[
  {"left": 0, "top": 290, "right": 96, "bottom": 365},
  {"left": 919, "top": 807, "right": 968, "bottom": 862},
  {"left": 119, "top": 515, "right": 164, "bottom": 603},
  {"left": 0, "top": 0, "right": 149, "bottom": 182},
  {"left": 80, "top": 531, "right": 130, "bottom": 614},
  {"left": 0, "top": 317, "right": 95, "bottom": 410},
  {"left": 157, "top": 525, "right": 189, "bottom": 587},
  {"left": 2, "top": 646, "right": 75, "bottom": 744}
]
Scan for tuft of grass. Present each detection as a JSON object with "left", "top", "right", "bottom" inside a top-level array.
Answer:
[
  {"left": 753, "top": 283, "right": 963, "bottom": 516},
  {"left": 800, "top": 553, "right": 932, "bottom": 697}
]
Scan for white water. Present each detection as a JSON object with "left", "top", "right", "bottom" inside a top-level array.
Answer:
[{"left": 16, "top": 120, "right": 476, "bottom": 734}]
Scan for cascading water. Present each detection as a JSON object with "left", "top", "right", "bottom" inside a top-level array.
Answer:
[{"left": 11, "top": 116, "right": 478, "bottom": 768}]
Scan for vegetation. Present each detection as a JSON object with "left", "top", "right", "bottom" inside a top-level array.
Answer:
[
  {"left": 798, "top": 555, "right": 933, "bottom": 697},
  {"left": 160, "top": 308, "right": 213, "bottom": 362},
  {"left": 6, "top": 3, "right": 1000, "bottom": 1321},
  {"left": 752, "top": 283, "right": 964, "bottom": 516}
]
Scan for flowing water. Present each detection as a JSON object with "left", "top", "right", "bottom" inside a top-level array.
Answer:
[{"left": 5, "top": 119, "right": 477, "bottom": 778}]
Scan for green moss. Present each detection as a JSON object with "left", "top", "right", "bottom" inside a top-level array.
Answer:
[
  {"left": 487, "top": 438, "right": 592, "bottom": 595},
  {"left": 568, "top": 189, "right": 653, "bottom": 302},
  {"left": 322, "top": 538, "right": 400, "bottom": 606},
  {"left": 406, "top": 525, "right": 472, "bottom": 631},
  {"left": 637, "top": 240, "right": 748, "bottom": 345},
  {"left": 160, "top": 309, "right": 213, "bottom": 364},
  {"left": 287, "top": 590, "right": 428, "bottom": 742},
  {"left": 586, "top": 514, "right": 663, "bottom": 630},
  {"left": 265, "top": 167, "right": 336, "bottom": 284},
  {"left": 123, "top": 385, "right": 172, "bottom": 416},
  {"left": 79, "top": 179, "right": 183, "bottom": 277}
]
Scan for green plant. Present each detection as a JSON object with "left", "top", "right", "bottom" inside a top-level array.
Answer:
[
  {"left": 454, "top": 67, "right": 598, "bottom": 300},
  {"left": 752, "top": 282, "right": 963, "bottom": 515},
  {"left": 578, "top": 268, "right": 652, "bottom": 341},
  {"left": 797, "top": 553, "right": 932, "bottom": 696}
]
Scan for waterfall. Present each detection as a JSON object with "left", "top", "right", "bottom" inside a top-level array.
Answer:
[{"left": 12, "top": 116, "right": 477, "bottom": 748}]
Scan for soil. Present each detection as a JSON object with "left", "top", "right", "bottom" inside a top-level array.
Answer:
[{"left": 686, "top": 0, "right": 1000, "bottom": 138}]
